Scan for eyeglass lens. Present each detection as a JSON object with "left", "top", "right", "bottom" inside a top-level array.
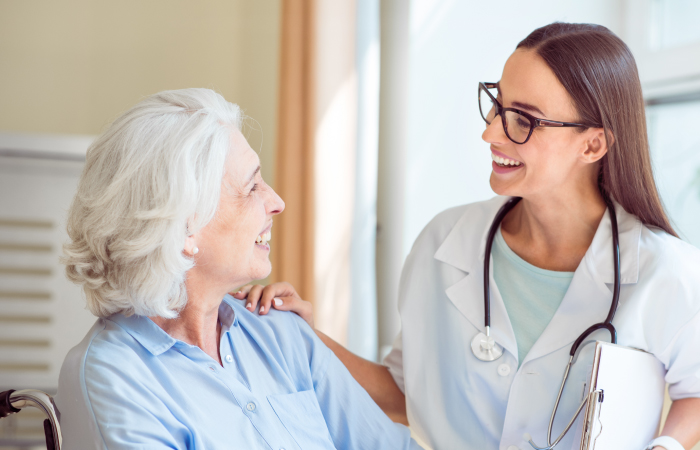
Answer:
[{"left": 479, "top": 86, "right": 533, "bottom": 144}]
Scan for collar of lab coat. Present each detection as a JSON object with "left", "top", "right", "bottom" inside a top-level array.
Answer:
[
  {"left": 434, "top": 196, "right": 641, "bottom": 283},
  {"left": 433, "top": 196, "right": 643, "bottom": 363}
]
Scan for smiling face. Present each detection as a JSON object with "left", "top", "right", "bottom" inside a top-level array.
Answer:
[
  {"left": 482, "top": 49, "right": 606, "bottom": 200},
  {"left": 189, "top": 128, "right": 284, "bottom": 291}
]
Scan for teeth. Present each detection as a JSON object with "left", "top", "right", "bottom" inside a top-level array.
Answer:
[
  {"left": 256, "top": 231, "right": 272, "bottom": 245},
  {"left": 491, "top": 153, "right": 522, "bottom": 167}
]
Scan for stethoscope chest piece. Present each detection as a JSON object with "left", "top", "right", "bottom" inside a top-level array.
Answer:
[
  {"left": 471, "top": 329, "right": 504, "bottom": 362},
  {"left": 471, "top": 196, "right": 622, "bottom": 450}
]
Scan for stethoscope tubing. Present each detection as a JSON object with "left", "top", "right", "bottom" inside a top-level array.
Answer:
[
  {"left": 482, "top": 195, "right": 620, "bottom": 349},
  {"left": 483, "top": 196, "right": 522, "bottom": 331},
  {"left": 568, "top": 194, "right": 620, "bottom": 354},
  {"left": 479, "top": 195, "right": 622, "bottom": 450}
]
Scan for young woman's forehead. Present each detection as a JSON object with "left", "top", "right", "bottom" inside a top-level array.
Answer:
[{"left": 500, "top": 49, "right": 577, "bottom": 121}]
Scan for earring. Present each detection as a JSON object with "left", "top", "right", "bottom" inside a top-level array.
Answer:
[{"left": 193, "top": 247, "right": 199, "bottom": 255}]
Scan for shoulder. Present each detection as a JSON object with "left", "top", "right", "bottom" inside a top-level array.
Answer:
[
  {"left": 59, "top": 312, "right": 176, "bottom": 404},
  {"left": 58, "top": 316, "right": 154, "bottom": 397},
  {"left": 638, "top": 226, "right": 700, "bottom": 299},
  {"left": 56, "top": 317, "right": 149, "bottom": 448},
  {"left": 224, "top": 297, "right": 331, "bottom": 381},
  {"left": 640, "top": 226, "right": 700, "bottom": 268},
  {"left": 57, "top": 319, "right": 106, "bottom": 408},
  {"left": 617, "top": 223, "right": 700, "bottom": 347},
  {"left": 409, "top": 196, "right": 506, "bottom": 255},
  {"left": 58, "top": 318, "right": 136, "bottom": 391},
  {"left": 226, "top": 295, "right": 308, "bottom": 343}
]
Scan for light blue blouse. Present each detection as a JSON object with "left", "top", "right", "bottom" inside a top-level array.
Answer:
[
  {"left": 493, "top": 228, "right": 575, "bottom": 366},
  {"left": 55, "top": 295, "right": 420, "bottom": 450}
]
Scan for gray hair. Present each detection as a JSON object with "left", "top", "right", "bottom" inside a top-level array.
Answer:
[{"left": 63, "top": 88, "right": 242, "bottom": 318}]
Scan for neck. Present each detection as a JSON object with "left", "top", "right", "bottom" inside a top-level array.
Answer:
[
  {"left": 501, "top": 183, "right": 606, "bottom": 271},
  {"left": 150, "top": 270, "right": 229, "bottom": 366}
]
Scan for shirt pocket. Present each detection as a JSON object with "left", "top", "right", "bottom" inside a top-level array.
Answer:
[{"left": 267, "top": 389, "right": 337, "bottom": 450}]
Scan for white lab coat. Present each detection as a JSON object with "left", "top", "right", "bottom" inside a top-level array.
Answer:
[{"left": 384, "top": 196, "right": 700, "bottom": 450}]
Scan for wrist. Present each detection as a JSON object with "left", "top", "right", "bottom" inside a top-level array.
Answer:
[{"left": 646, "top": 436, "right": 685, "bottom": 450}]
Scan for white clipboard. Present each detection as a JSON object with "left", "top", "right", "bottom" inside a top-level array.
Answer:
[{"left": 578, "top": 341, "right": 666, "bottom": 450}]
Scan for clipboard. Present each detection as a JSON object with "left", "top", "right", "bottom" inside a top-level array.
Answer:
[{"left": 578, "top": 341, "right": 666, "bottom": 450}]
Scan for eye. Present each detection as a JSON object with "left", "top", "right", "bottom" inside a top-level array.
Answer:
[
  {"left": 250, "top": 183, "right": 259, "bottom": 193},
  {"left": 516, "top": 116, "right": 530, "bottom": 129}
]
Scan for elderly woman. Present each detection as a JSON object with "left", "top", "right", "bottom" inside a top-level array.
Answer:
[{"left": 55, "top": 89, "right": 421, "bottom": 450}]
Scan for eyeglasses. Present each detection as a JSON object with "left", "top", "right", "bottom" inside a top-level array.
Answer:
[{"left": 478, "top": 82, "right": 592, "bottom": 144}]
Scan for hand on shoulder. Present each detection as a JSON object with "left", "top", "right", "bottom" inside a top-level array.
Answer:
[{"left": 231, "top": 282, "right": 314, "bottom": 328}]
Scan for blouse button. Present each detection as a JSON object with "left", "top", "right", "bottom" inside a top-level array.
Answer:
[
  {"left": 246, "top": 402, "right": 256, "bottom": 411},
  {"left": 498, "top": 363, "right": 511, "bottom": 377},
  {"left": 225, "top": 355, "right": 233, "bottom": 363}
]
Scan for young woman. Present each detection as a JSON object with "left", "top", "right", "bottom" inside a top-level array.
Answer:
[{"left": 240, "top": 23, "right": 700, "bottom": 450}]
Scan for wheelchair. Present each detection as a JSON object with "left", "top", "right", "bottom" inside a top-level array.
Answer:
[{"left": 0, "top": 389, "right": 61, "bottom": 450}]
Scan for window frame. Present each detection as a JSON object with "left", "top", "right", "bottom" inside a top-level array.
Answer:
[{"left": 625, "top": 0, "right": 700, "bottom": 100}]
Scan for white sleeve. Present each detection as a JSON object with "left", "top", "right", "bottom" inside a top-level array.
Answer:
[
  {"left": 382, "top": 330, "right": 405, "bottom": 394},
  {"left": 661, "top": 309, "right": 700, "bottom": 400}
]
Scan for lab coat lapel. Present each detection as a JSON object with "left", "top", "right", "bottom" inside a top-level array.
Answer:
[
  {"left": 436, "top": 197, "right": 519, "bottom": 359},
  {"left": 520, "top": 261, "right": 611, "bottom": 366},
  {"left": 521, "top": 202, "right": 642, "bottom": 365},
  {"left": 589, "top": 202, "right": 642, "bottom": 285}
]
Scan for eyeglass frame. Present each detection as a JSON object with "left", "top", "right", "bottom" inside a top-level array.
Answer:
[{"left": 479, "top": 82, "right": 595, "bottom": 144}]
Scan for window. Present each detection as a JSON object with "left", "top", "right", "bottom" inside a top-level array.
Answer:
[
  {"left": 623, "top": 0, "right": 700, "bottom": 244},
  {"left": 648, "top": 99, "right": 700, "bottom": 246},
  {"left": 650, "top": 0, "right": 700, "bottom": 50}
]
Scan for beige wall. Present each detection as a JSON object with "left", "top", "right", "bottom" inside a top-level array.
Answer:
[{"left": 0, "top": 0, "right": 280, "bottom": 184}]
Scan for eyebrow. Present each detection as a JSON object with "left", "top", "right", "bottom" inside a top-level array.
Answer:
[
  {"left": 495, "top": 82, "right": 547, "bottom": 117},
  {"left": 246, "top": 166, "right": 261, "bottom": 185},
  {"left": 510, "top": 101, "right": 546, "bottom": 117}
]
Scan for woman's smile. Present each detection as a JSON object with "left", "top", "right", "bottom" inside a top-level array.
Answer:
[
  {"left": 491, "top": 148, "right": 524, "bottom": 174},
  {"left": 255, "top": 226, "right": 272, "bottom": 251}
]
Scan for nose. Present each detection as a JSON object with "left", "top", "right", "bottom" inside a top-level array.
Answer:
[
  {"left": 266, "top": 184, "right": 285, "bottom": 216},
  {"left": 482, "top": 115, "right": 507, "bottom": 145}
]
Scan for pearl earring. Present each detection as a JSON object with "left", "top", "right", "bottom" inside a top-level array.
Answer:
[{"left": 193, "top": 247, "right": 199, "bottom": 255}]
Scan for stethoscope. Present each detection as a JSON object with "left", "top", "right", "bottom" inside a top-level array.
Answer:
[{"left": 470, "top": 196, "right": 621, "bottom": 450}]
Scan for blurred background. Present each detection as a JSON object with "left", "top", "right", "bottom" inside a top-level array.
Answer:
[{"left": 1, "top": 0, "right": 700, "bottom": 447}]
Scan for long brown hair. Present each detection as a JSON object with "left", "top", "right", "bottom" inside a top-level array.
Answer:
[{"left": 517, "top": 22, "right": 677, "bottom": 237}]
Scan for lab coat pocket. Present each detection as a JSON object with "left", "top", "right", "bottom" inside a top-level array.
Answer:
[{"left": 267, "top": 389, "right": 337, "bottom": 450}]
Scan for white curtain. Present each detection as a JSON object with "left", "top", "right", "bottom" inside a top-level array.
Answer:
[
  {"left": 313, "top": 0, "right": 381, "bottom": 361},
  {"left": 348, "top": 0, "right": 380, "bottom": 361}
]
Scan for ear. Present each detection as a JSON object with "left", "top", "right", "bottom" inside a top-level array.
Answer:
[
  {"left": 184, "top": 234, "right": 199, "bottom": 257},
  {"left": 581, "top": 127, "right": 612, "bottom": 164}
]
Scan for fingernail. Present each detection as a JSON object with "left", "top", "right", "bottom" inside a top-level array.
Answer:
[
  {"left": 260, "top": 306, "right": 265, "bottom": 313},
  {"left": 274, "top": 298, "right": 283, "bottom": 306},
  {"left": 246, "top": 303, "right": 251, "bottom": 309}
]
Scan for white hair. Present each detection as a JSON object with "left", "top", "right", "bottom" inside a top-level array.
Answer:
[{"left": 62, "top": 88, "right": 242, "bottom": 318}]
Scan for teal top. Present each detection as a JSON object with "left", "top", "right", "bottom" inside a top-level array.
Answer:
[{"left": 492, "top": 228, "right": 574, "bottom": 366}]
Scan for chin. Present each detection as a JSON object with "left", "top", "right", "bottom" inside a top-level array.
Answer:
[
  {"left": 489, "top": 175, "right": 508, "bottom": 196},
  {"left": 250, "top": 263, "right": 272, "bottom": 282},
  {"left": 489, "top": 174, "right": 522, "bottom": 198}
]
